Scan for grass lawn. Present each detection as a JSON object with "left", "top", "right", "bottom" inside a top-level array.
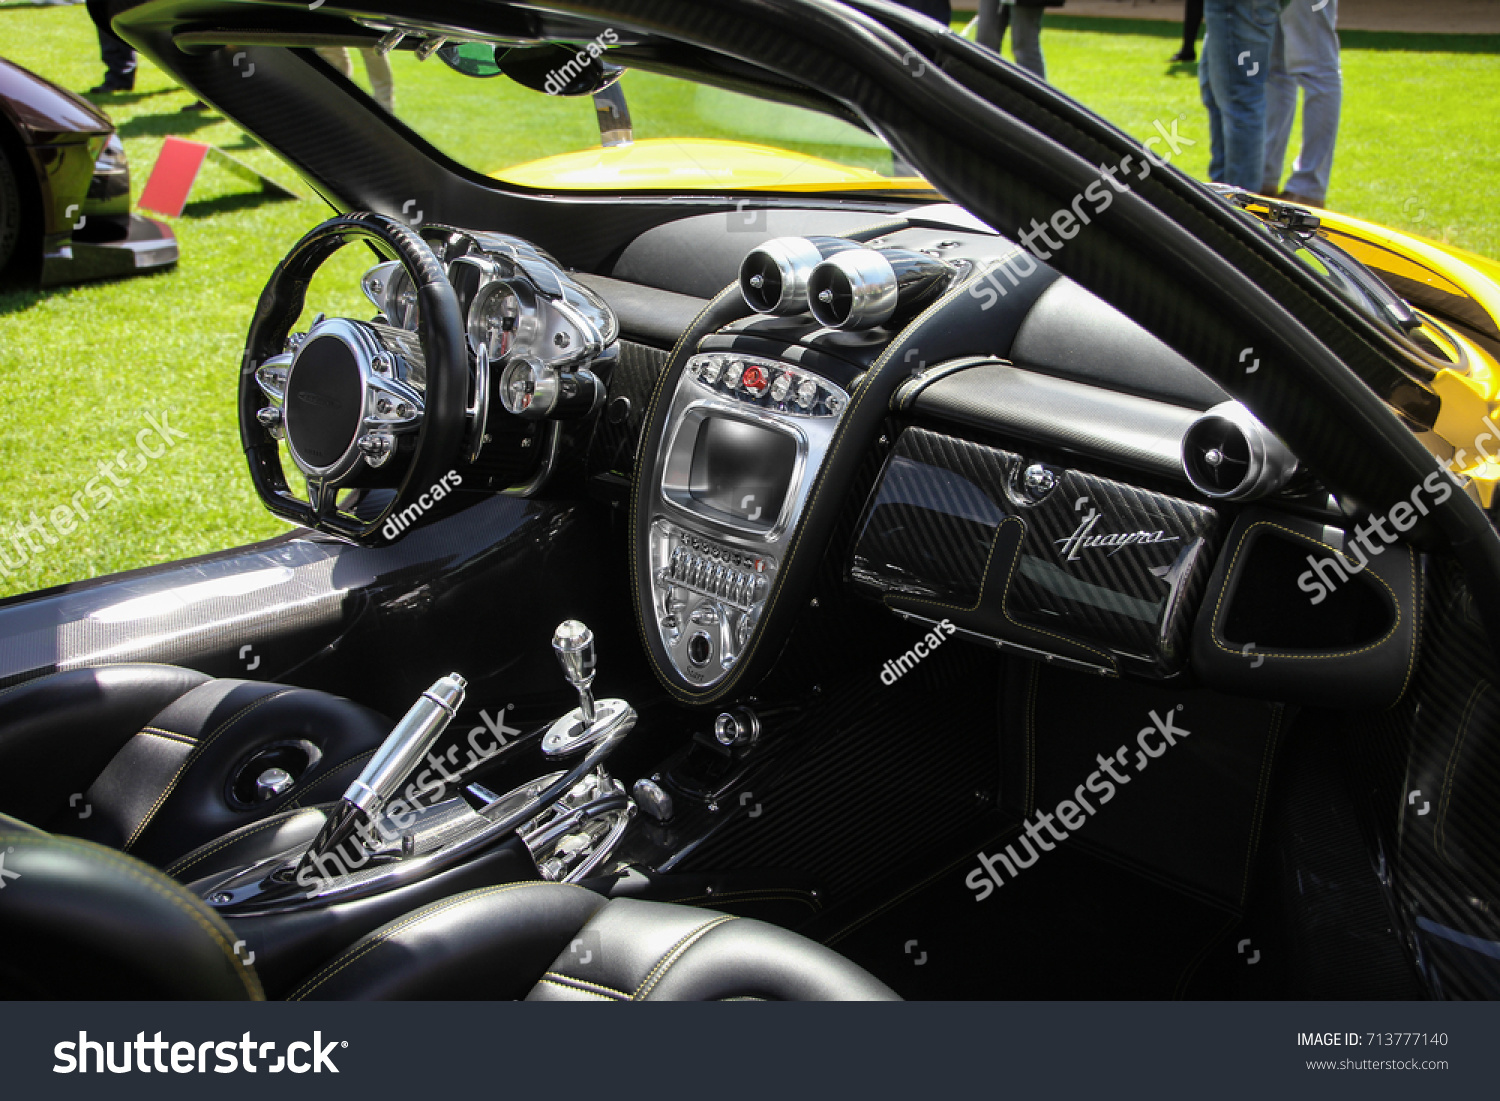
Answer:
[{"left": 0, "top": 2, "right": 1496, "bottom": 598}]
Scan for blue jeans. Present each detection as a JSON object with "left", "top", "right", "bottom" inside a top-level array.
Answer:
[
  {"left": 1262, "top": 0, "right": 1341, "bottom": 204},
  {"left": 1199, "top": 0, "right": 1282, "bottom": 190}
]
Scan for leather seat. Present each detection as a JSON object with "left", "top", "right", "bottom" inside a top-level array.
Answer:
[
  {"left": 288, "top": 881, "right": 900, "bottom": 1001},
  {"left": 0, "top": 664, "right": 391, "bottom": 869},
  {"left": 0, "top": 817, "right": 897, "bottom": 1001},
  {"left": 0, "top": 813, "right": 263, "bottom": 999}
]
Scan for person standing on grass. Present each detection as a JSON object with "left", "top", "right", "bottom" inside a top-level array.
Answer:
[
  {"left": 1261, "top": 0, "right": 1341, "bottom": 207},
  {"left": 1171, "top": 0, "right": 1204, "bottom": 63},
  {"left": 84, "top": 0, "right": 135, "bottom": 93},
  {"left": 1198, "top": 0, "right": 1285, "bottom": 191},
  {"left": 976, "top": 0, "right": 1065, "bottom": 82}
]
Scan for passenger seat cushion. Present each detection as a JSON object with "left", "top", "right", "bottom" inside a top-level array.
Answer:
[
  {"left": 289, "top": 882, "right": 899, "bottom": 1001},
  {"left": 0, "top": 823, "right": 262, "bottom": 1000}
]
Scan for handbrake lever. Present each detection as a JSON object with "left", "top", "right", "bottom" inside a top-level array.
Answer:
[{"left": 294, "top": 673, "right": 466, "bottom": 882}]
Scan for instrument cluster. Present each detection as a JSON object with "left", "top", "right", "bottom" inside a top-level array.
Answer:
[{"left": 360, "top": 230, "right": 618, "bottom": 422}]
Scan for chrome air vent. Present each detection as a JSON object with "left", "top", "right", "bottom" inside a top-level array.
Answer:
[
  {"left": 738, "top": 236, "right": 860, "bottom": 316},
  {"left": 1181, "top": 400, "right": 1297, "bottom": 500},
  {"left": 806, "top": 247, "right": 952, "bottom": 330}
]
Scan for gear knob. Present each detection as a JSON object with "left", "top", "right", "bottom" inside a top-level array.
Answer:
[{"left": 553, "top": 620, "right": 597, "bottom": 722}]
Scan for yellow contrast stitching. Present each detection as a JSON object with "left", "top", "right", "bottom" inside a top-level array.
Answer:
[
  {"left": 0, "top": 833, "right": 262, "bottom": 1000},
  {"left": 166, "top": 809, "right": 315, "bottom": 878},
  {"left": 1435, "top": 679, "right": 1490, "bottom": 862},
  {"left": 540, "top": 973, "right": 631, "bottom": 1000},
  {"left": 536, "top": 977, "right": 616, "bottom": 1001},
  {"left": 633, "top": 915, "right": 738, "bottom": 1000},
  {"left": 138, "top": 726, "right": 198, "bottom": 746},
  {"left": 288, "top": 749, "right": 376, "bottom": 809},
  {"left": 629, "top": 216, "right": 930, "bottom": 705},
  {"left": 123, "top": 690, "right": 292, "bottom": 851},
  {"left": 887, "top": 516, "right": 1120, "bottom": 671},
  {"left": 287, "top": 881, "right": 597, "bottom": 1000},
  {"left": 1208, "top": 521, "right": 1402, "bottom": 661}
]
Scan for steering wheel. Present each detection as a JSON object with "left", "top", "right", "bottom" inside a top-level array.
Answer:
[{"left": 239, "top": 212, "right": 468, "bottom": 544}]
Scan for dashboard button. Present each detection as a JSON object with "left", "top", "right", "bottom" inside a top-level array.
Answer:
[{"left": 687, "top": 632, "right": 713, "bottom": 667}]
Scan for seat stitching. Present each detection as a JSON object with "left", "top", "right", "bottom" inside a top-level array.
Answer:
[
  {"left": 123, "top": 690, "right": 293, "bottom": 851},
  {"left": 628, "top": 215, "right": 919, "bottom": 705},
  {"left": 1208, "top": 521, "right": 1403, "bottom": 661},
  {"left": 1436, "top": 678, "right": 1490, "bottom": 862},
  {"left": 0, "top": 832, "right": 262, "bottom": 1000},
  {"left": 288, "top": 749, "right": 376, "bottom": 809},
  {"left": 633, "top": 914, "right": 738, "bottom": 1000},
  {"left": 887, "top": 516, "right": 1119, "bottom": 671},
  {"left": 165, "top": 810, "right": 315, "bottom": 878},
  {"left": 138, "top": 726, "right": 198, "bottom": 746},
  {"left": 536, "top": 977, "right": 618, "bottom": 1001},
  {"left": 287, "top": 881, "right": 598, "bottom": 1000},
  {"left": 540, "top": 972, "right": 631, "bottom": 1000}
]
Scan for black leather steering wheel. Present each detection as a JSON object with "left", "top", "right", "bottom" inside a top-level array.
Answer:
[{"left": 239, "top": 212, "right": 467, "bottom": 544}]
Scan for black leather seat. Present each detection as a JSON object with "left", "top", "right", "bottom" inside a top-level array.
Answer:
[
  {"left": 0, "top": 817, "right": 897, "bottom": 1001},
  {"left": 289, "top": 881, "right": 900, "bottom": 1001},
  {"left": 0, "top": 664, "right": 391, "bottom": 869}
]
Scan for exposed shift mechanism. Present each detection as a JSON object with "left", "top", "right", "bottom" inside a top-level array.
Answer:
[
  {"left": 552, "top": 620, "right": 597, "bottom": 724},
  {"left": 542, "top": 620, "right": 636, "bottom": 757}
]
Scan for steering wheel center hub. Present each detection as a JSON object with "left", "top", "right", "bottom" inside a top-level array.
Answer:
[{"left": 283, "top": 321, "right": 373, "bottom": 480}]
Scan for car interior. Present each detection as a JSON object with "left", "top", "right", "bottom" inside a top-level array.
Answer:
[{"left": 2, "top": 0, "right": 1498, "bottom": 1002}]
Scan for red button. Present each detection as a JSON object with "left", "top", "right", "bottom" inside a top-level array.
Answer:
[{"left": 741, "top": 365, "right": 769, "bottom": 395}]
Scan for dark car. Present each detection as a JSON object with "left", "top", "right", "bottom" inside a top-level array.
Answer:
[
  {"left": 0, "top": 0, "right": 1498, "bottom": 1006},
  {"left": 0, "top": 55, "right": 177, "bottom": 288}
]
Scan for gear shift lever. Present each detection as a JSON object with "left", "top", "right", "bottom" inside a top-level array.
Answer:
[
  {"left": 553, "top": 620, "right": 597, "bottom": 724},
  {"left": 542, "top": 620, "right": 635, "bottom": 756}
]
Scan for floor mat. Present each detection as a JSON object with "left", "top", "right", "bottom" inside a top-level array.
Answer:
[{"left": 823, "top": 828, "right": 1240, "bottom": 999}]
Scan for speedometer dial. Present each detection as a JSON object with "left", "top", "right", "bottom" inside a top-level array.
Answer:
[{"left": 468, "top": 279, "right": 536, "bottom": 362}]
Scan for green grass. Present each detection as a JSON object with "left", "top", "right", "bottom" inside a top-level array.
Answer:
[{"left": 0, "top": 4, "right": 1496, "bottom": 597}]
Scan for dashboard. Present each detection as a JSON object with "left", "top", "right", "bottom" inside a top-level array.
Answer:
[{"left": 316, "top": 205, "right": 1417, "bottom": 712}]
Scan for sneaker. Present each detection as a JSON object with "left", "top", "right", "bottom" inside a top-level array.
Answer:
[
  {"left": 1280, "top": 191, "right": 1324, "bottom": 209},
  {"left": 1168, "top": 48, "right": 1196, "bottom": 63},
  {"left": 88, "top": 78, "right": 134, "bottom": 94}
]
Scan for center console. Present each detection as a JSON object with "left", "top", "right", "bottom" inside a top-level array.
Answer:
[{"left": 646, "top": 352, "right": 850, "bottom": 687}]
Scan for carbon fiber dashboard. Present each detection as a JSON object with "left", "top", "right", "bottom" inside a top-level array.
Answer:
[{"left": 849, "top": 427, "right": 1221, "bottom": 677}]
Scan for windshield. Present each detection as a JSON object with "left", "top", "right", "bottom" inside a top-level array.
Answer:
[{"left": 374, "top": 43, "right": 935, "bottom": 197}]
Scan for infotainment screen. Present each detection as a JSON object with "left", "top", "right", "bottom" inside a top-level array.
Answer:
[{"left": 688, "top": 416, "right": 797, "bottom": 528}]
